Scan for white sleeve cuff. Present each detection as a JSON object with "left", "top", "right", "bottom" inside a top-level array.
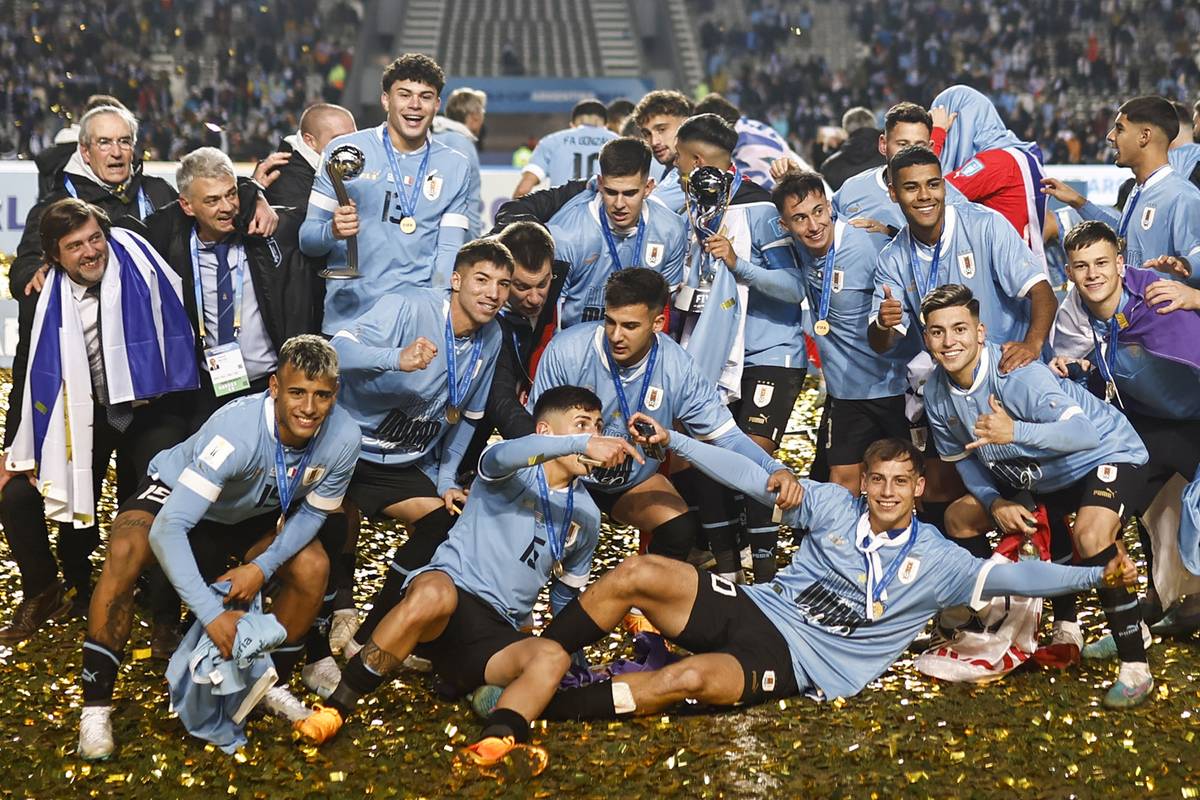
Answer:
[
  {"left": 463, "top": 409, "right": 485, "bottom": 420},
  {"left": 1059, "top": 406, "right": 1083, "bottom": 421},
  {"left": 178, "top": 468, "right": 220, "bottom": 502},
  {"left": 969, "top": 560, "right": 998, "bottom": 610},
  {"left": 941, "top": 450, "right": 969, "bottom": 463},
  {"left": 1017, "top": 274, "right": 1050, "bottom": 299},
  {"left": 697, "top": 418, "right": 737, "bottom": 441},
  {"left": 523, "top": 163, "right": 547, "bottom": 182},
  {"left": 306, "top": 492, "right": 343, "bottom": 512},
  {"left": 558, "top": 571, "right": 589, "bottom": 589},
  {"left": 307, "top": 191, "right": 338, "bottom": 213},
  {"left": 441, "top": 213, "right": 469, "bottom": 229}
]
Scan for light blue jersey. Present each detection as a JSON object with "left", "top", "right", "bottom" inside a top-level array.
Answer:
[
  {"left": 1168, "top": 143, "right": 1200, "bottom": 188},
  {"left": 147, "top": 393, "right": 361, "bottom": 626},
  {"left": 432, "top": 118, "right": 483, "bottom": 238},
  {"left": 1086, "top": 310, "right": 1200, "bottom": 420},
  {"left": 871, "top": 204, "right": 1048, "bottom": 345},
  {"left": 300, "top": 124, "right": 472, "bottom": 332},
  {"left": 530, "top": 323, "right": 786, "bottom": 493},
  {"left": 524, "top": 124, "right": 618, "bottom": 186},
  {"left": 417, "top": 434, "right": 601, "bottom": 627},
  {"left": 547, "top": 190, "right": 686, "bottom": 327},
  {"left": 665, "top": 433, "right": 1107, "bottom": 700},
  {"left": 925, "top": 343, "right": 1148, "bottom": 508},
  {"left": 1078, "top": 166, "right": 1200, "bottom": 288},
  {"left": 832, "top": 165, "right": 970, "bottom": 252},
  {"left": 331, "top": 288, "right": 502, "bottom": 485},
  {"left": 651, "top": 166, "right": 686, "bottom": 215}
]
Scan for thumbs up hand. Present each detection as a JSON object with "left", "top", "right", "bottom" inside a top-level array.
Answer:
[
  {"left": 877, "top": 285, "right": 903, "bottom": 330},
  {"left": 965, "top": 394, "right": 1015, "bottom": 450}
]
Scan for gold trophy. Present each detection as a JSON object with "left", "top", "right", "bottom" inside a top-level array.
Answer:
[
  {"left": 674, "top": 165, "right": 734, "bottom": 315},
  {"left": 320, "top": 144, "right": 367, "bottom": 279}
]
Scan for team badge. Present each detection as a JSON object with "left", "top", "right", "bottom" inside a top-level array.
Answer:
[
  {"left": 200, "top": 435, "right": 234, "bottom": 470},
  {"left": 1141, "top": 206, "right": 1156, "bottom": 230},
  {"left": 1096, "top": 464, "right": 1118, "bottom": 483},
  {"left": 762, "top": 670, "right": 776, "bottom": 692},
  {"left": 644, "top": 386, "right": 663, "bottom": 410},
  {"left": 565, "top": 521, "right": 581, "bottom": 548},
  {"left": 645, "top": 242, "right": 664, "bottom": 267},
  {"left": 831, "top": 269, "right": 844, "bottom": 293},
  {"left": 753, "top": 382, "right": 774, "bottom": 408},
  {"left": 898, "top": 556, "right": 921, "bottom": 584},
  {"left": 958, "top": 252, "right": 976, "bottom": 279},
  {"left": 909, "top": 426, "right": 929, "bottom": 451},
  {"left": 302, "top": 466, "right": 326, "bottom": 486},
  {"left": 424, "top": 174, "right": 443, "bottom": 200}
]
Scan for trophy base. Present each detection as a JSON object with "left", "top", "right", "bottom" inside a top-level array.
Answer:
[
  {"left": 319, "top": 267, "right": 361, "bottom": 280},
  {"left": 674, "top": 285, "right": 710, "bottom": 315}
]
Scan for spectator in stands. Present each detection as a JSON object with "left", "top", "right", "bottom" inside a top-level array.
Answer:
[
  {"left": 263, "top": 103, "right": 357, "bottom": 210},
  {"left": 818, "top": 107, "right": 886, "bottom": 191},
  {"left": 434, "top": 88, "right": 488, "bottom": 237}
]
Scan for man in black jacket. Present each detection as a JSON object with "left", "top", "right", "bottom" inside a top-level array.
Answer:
[
  {"left": 818, "top": 107, "right": 886, "bottom": 191},
  {"left": 262, "top": 103, "right": 357, "bottom": 209}
]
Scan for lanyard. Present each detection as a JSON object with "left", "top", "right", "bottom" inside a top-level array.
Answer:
[
  {"left": 381, "top": 126, "right": 431, "bottom": 220},
  {"left": 273, "top": 417, "right": 316, "bottom": 521},
  {"left": 908, "top": 234, "right": 944, "bottom": 299},
  {"left": 603, "top": 336, "right": 659, "bottom": 424},
  {"left": 860, "top": 516, "right": 919, "bottom": 609},
  {"left": 189, "top": 230, "right": 246, "bottom": 342},
  {"left": 535, "top": 465, "right": 575, "bottom": 566},
  {"left": 444, "top": 308, "right": 484, "bottom": 410},
  {"left": 1090, "top": 316, "right": 1120, "bottom": 394},
  {"left": 598, "top": 206, "right": 646, "bottom": 271},
  {"left": 1117, "top": 165, "right": 1166, "bottom": 239},
  {"left": 815, "top": 220, "right": 839, "bottom": 326},
  {"left": 64, "top": 174, "right": 152, "bottom": 219}
]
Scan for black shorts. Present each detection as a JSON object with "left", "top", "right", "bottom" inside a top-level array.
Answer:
[
  {"left": 817, "top": 394, "right": 909, "bottom": 467},
  {"left": 673, "top": 568, "right": 800, "bottom": 705},
  {"left": 348, "top": 460, "right": 438, "bottom": 519},
  {"left": 413, "top": 584, "right": 530, "bottom": 697},
  {"left": 1033, "top": 462, "right": 1149, "bottom": 521},
  {"left": 731, "top": 366, "right": 807, "bottom": 446},
  {"left": 121, "top": 475, "right": 278, "bottom": 581}
]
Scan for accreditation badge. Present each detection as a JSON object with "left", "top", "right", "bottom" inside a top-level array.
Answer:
[{"left": 204, "top": 342, "right": 251, "bottom": 397}]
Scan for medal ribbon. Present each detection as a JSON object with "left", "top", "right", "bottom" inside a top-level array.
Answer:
[
  {"left": 381, "top": 126, "right": 431, "bottom": 221},
  {"left": 273, "top": 415, "right": 317, "bottom": 524},
  {"left": 603, "top": 336, "right": 659, "bottom": 425},
  {"left": 535, "top": 465, "right": 574, "bottom": 567},
  {"left": 815, "top": 218, "right": 840, "bottom": 328},
  {"left": 909, "top": 234, "right": 944, "bottom": 299},
  {"left": 189, "top": 229, "right": 246, "bottom": 342},
  {"left": 598, "top": 205, "right": 647, "bottom": 271},
  {"left": 444, "top": 308, "right": 484, "bottom": 413},
  {"left": 858, "top": 514, "right": 919, "bottom": 619},
  {"left": 1090, "top": 315, "right": 1121, "bottom": 406},
  {"left": 65, "top": 175, "right": 152, "bottom": 219}
]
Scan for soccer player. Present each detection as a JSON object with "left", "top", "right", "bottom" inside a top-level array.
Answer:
[
  {"left": 292, "top": 387, "right": 639, "bottom": 766},
  {"left": 300, "top": 53, "right": 472, "bottom": 331},
  {"left": 75, "top": 336, "right": 361, "bottom": 759},
  {"left": 919, "top": 284, "right": 1154, "bottom": 707},
  {"left": 432, "top": 87, "right": 487, "bottom": 238},
  {"left": 634, "top": 90, "right": 695, "bottom": 214},
  {"left": 511, "top": 100, "right": 618, "bottom": 198},
  {"left": 546, "top": 137, "right": 686, "bottom": 328},
  {"left": 1041, "top": 95, "right": 1200, "bottom": 289},
  {"left": 332, "top": 240, "right": 513, "bottom": 659},
  {"left": 694, "top": 93, "right": 810, "bottom": 190},
  {"left": 530, "top": 268, "right": 801, "bottom": 563},
  {"left": 832, "top": 101, "right": 971, "bottom": 252},
  {"left": 524, "top": 418, "right": 1134, "bottom": 721},
  {"left": 763, "top": 171, "right": 912, "bottom": 493}
]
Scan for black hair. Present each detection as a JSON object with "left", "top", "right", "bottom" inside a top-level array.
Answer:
[
  {"left": 599, "top": 137, "right": 652, "bottom": 178},
  {"left": 605, "top": 267, "right": 668, "bottom": 311},
  {"left": 1118, "top": 95, "right": 1179, "bottom": 141},
  {"left": 607, "top": 98, "right": 635, "bottom": 121},
  {"left": 454, "top": 238, "right": 515, "bottom": 273},
  {"left": 571, "top": 100, "right": 608, "bottom": 123},
  {"left": 381, "top": 53, "right": 445, "bottom": 94},
  {"left": 883, "top": 101, "right": 933, "bottom": 134},
  {"left": 675, "top": 113, "right": 738, "bottom": 154},
  {"left": 533, "top": 385, "right": 602, "bottom": 421},
  {"left": 888, "top": 144, "right": 941, "bottom": 184},
  {"left": 771, "top": 170, "right": 827, "bottom": 213},
  {"left": 1062, "top": 219, "right": 1121, "bottom": 254},
  {"left": 498, "top": 221, "right": 554, "bottom": 272},
  {"left": 693, "top": 93, "right": 740, "bottom": 126}
]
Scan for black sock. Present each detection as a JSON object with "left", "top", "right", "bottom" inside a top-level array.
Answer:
[
  {"left": 746, "top": 500, "right": 778, "bottom": 582},
  {"left": 918, "top": 501, "right": 949, "bottom": 533},
  {"left": 1050, "top": 592, "right": 1078, "bottom": 624},
  {"left": 327, "top": 653, "right": 387, "bottom": 717},
  {"left": 270, "top": 641, "right": 306, "bottom": 682},
  {"left": 646, "top": 512, "right": 699, "bottom": 561},
  {"left": 333, "top": 550, "right": 357, "bottom": 609},
  {"left": 540, "top": 682, "right": 618, "bottom": 721},
  {"left": 707, "top": 520, "right": 740, "bottom": 574},
  {"left": 480, "top": 707, "right": 531, "bottom": 743},
  {"left": 81, "top": 638, "right": 122, "bottom": 705},
  {"left": 355, "top": 563, "right": 408, "bottom": 646},
  {"left": 955, "top": 532, "right": 993, "bottom": 559},
  {"left": 391, "top": 508, "right": 454, "bottom": 573},
  {"left": 306, "top": 589, "right": 337, "bottom": 662},
  {"left": 541, "top": 597, "right": 608, "bottom": 654},
  {"left": 1082, "top": 545, "right": 1146, "bottom": 663}
]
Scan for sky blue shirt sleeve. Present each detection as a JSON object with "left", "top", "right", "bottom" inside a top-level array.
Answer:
[
  {"left": 1077, "top": 200, "right": 1121, "bottom": 228},
  {"left": 436, "top": 417, "right": 478, "bottom": 495},
  {"left": 525, "top": 137, "right": 555, "bottom": 182},
  {"left": 299, "top": 147, "right": 338, "bottom": 257},
  {"left": 478, "top": 434, "right": 593, "bottom": 481},
  {"left": 661, "top": 213, "right": 687, "bottom": 288},
  {"left": 433, "top": 178, "right": 470, "bottom": 287},
  {"left": 981, "top": 560, "right": 1104, "bottom": 600},
  {"left": 731, "top": 253, "right": 806, "bottom": 303},
  {"left": 985, "top": 210, "right": 1048, "bottom": 299},
  {"left": 1169, "top": 192, "right": 1200, "bottom": 286},
  {"left": 330, "top": 296, "right": 407, "bottom": 372},
  {"left": 1000, "top": 365, "right": 1100, "bottom": 453}
]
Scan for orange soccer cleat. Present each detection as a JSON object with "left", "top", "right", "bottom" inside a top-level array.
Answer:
[
  {"left": 459, "top": 736, "right": 549, "bottom": 776},
  {"left": 292, "top": 704, "right": 343, "bottom": 745}
]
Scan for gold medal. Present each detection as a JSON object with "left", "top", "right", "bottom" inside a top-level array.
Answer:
[
  {"left": 1105, "top": 381, "right": 1117, "bottom": 403},
  {"left": 873, "top": 600, "right": 885, "bottom": 619},
  {"left": 552, "top": 560, "right": 564, "bottom": 579},
  {"left": 399, "top": 216, "right": 417, "bottom": 234},
  {"left": 814, "top": 319, "right": 831, "bottom": 336},
  {"left": 446, "top": 405, "right": 462, "bottom": 424}
]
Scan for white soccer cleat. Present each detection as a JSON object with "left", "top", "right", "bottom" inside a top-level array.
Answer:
[
  {"left": 301, "top": 656, "right": 342, "bottom": 700},
  {"left": 328, "top": 609, "right": 361, "bottom": 656},
  {"left": 78, "top": 706, "right": 114, "bottom": 760},
  {"left": 1050, "top": 620, "right": 1083, "bottom": 650},
  {"left": 262, "top": 685, "right": 312, "bottom": 723}
]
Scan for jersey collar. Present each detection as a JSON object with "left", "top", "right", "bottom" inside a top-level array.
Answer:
[
  {"left": 874, "top": 165, "right": 888, "bottom": 192},
  {"left": 909, "top": 204, "right": 957, "bottom": 255},
  {"left": 1141, "top": 164, "right": 1172, "bottom": 190},
  {"left": 588, "top": 192, "right": 650, "bottom": 232},
  {"left": 948, "top": 342, "right": 991, "bottom": 397},
  {"left": 590, "top": 324, "right": 656, "bottom": 377}
]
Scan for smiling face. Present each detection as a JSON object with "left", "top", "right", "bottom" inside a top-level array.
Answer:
[
  {"left": 880, "top": 120, "right": 933, "bottom": 160},
  {"left": 861, "top": 456, "right": 924, "bottom": 533},
  {"left": 923, "top": 304, "right": 986, "bottom": 385},
  {"left": 55, "top": 216, "right": 108, "bottom": 286},
  {"left": 451, "top": 259, "right": 512, "bottom": 329},
  {"left": 778, "top": 189, "right": 833, "bottom": 255},
  {"left": 381, "top": 79, "right": 440, "bottom": 148},
  {"left": 270, "top": 362, "right": 337, "bottom": 446},
  {"left": 1066, "top": 239, "right": 1124, "bottom": 308},
  {"left": 80, "top": 112, "right": 135, "bottom": 186},
  {"left": 179, "top": 174, "right": 240, "bottom": 241},
  {"left": 599, "top": 172, "right": 652, "bottom": 229},
  {"left": 1106, "top": 112, "right": 1145, "bottom": 168},
  {"left": 890, "top": 163, "right": 946, "bottom": 238},
  {"left": 537, "top": 405, "right": 605, "bottom": 478},
  {"left": 640, "top": 114, "right": 687, "bottom": 165},
  {"left": 604, "top": 302, "right": 664, "bottom": 365}
]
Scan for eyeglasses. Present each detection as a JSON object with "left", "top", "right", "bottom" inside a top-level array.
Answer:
[{"left": 92, "top": 137, "right": 135, "bottom": 152}]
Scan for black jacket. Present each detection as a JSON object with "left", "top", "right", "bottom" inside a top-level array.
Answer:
[
  {"left": 819, "top": 127, "right": 886, "bottom": 192},
  {"left": 263, "top": 139, "right": 318, "bottom": 210},
  {"left": 34, "top": 142, "right": 78, "bottom": 198}
]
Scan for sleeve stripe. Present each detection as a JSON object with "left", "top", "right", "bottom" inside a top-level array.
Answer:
[
  {"left": 306, "top": 492, "right": 343, "bottom": 512},
  {"left": 307, "top": 191, "right": 338, "bottom": 212},
  {"left": 1059, "top": 405, "right": 1084, "bottom": 421},
  {"left": 697, "top": 418, "right": 738, "bottom": 441},
  {"left": 1017, "top": 274, "right": 1049, "bottom": 299},
  {"left": 178, "top": 468, "right": 220, "bottom": 502},
  {"left": 941, "top": 450, "right": 969, "bottom": 463},
  {"left": 558, "top": 571, "right": 589, "bottom": 589},
  {"left": 762, "top": 237, "right": 792, "bottom": 249},
  {"left": 441, "top": 212, "right": 469, "bottom": 229},
  {"left": 523, "top": 163, "right": 547, "bottom": 181},
  {"left": 969, "top": 560, "right": 997, "bottom": 610},
  {"left": 893, "top": 322, "right": 909, "bottom": 336},
  {"left": 331, "top": 330, "right": 358, "bottom": 343},
  {"left": 463, "top": 409, "right": 485, "bottom": 420}
]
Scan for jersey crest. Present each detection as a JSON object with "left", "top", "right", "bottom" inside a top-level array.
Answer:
[
  {"left": 424, "top": 174, "right": 444, "bottom": 200},
  {"left": 831, "top": 269, "right": 844, "bottom": 293},
  {"left": 898, "top": 556, "right": 921, "bottom": 584},
  {"left": 1140, "top": 206, "right": 1155, "bottom": 230},
  {"left": 753, "top": 382, "right": 774, "bottom": 407},
  {"left": 1096, "top": 464, "right": 1117, "bottom": 483},
  {"left": 302, "top": 465, "right": 326, "bottom": 486},
  {"left": 644, "top": 385, "right": 663, "bottom": 411},
  {"left": 645, "top": 242, "right": 664, "bottom": 267},
  {"left": 958, "top": 252, "right": 976, "bottom": 279}
]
